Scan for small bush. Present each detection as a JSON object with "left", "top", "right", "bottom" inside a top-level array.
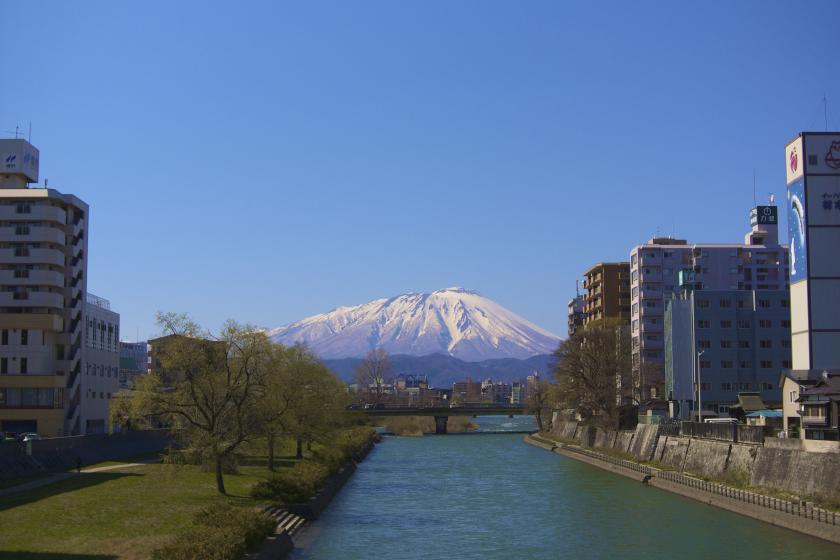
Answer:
[
  {"left": 250, "top": 461, "right": 330, "bottom": 504},
  {"left": 151, "top": 503, "right": 276, "bottom": 560}
]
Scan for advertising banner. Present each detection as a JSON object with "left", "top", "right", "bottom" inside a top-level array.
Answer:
[{"left": 787, "top": 178, "right": 807, "bottom": 282}]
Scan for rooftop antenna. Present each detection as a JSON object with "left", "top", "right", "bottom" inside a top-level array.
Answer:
[
  {"left": 769, "top": 193, "right": 775, "bottom": 205},
  {"left": 575, "top": 279, "right": 580, "bottom": 298},
  {"left": 824, "top": 94, "right": 829, "bottom": 131},
  {"left": 28, "top": 122, "right": 32, "bottom": 143},
  {"left": 752, "top": 168, "right": 757, "bottom": 208},
  {"left": 14, "top": 125, "right": 20, "bottom": 139}
]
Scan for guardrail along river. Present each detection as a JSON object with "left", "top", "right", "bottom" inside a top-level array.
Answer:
[{"left": 293, "top": 416, "right": 839, "bottom": 559}]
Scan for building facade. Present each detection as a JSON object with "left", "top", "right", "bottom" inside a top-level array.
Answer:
[
  {"left": 82, "top": 294, "right": 120, "bottom": 434},
  {"left": 582, "top": 262, "right": 631, "bottom": 326},
  {"left": 0, "top": 139, "right": 93, "bottom": 436},
  {"left": 664, "top": 289, "right": 791, "bottom": 419},
  {"left": 785, "top": 132, "right": 840, "bottom": 370},
  {"left": 567, "top": 295, "right": 585, "bottom": 337},
  {"left": 631, "top": 207, "right": 789, "bottom": 401},
  {"left": 119, "top": 341, "right": 148, "bottom": 389}
]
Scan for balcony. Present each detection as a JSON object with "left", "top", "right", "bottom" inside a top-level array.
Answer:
[
  {"left": 0, "top": 205, "right": 67, "bottom": 224},
  {"left": 0, "top": 269, "right": 65, "bottom": 289},
  {"left": 0, "top": 248, "right": 65, "bottom": 268},
  {"left": 0, "top": 291, "right": 65, "bottom": 309},
  {"left": 0, "top": 225, "right": 66, "bottom": 245}
]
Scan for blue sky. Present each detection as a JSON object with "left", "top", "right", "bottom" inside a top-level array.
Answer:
[{"left": 1, "top": 1, "right": 839, "bottom": 340}]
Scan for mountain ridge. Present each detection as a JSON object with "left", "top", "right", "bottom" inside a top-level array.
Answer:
[{"left": 268, "top": 287, "right": 560, "bottom": 361}]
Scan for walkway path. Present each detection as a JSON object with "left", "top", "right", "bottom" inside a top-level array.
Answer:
[{"left": 0, "top": 458, "right": 158, "bottom": 498}]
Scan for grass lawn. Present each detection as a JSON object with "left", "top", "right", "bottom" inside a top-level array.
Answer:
[{"left": 0, "top": 460, "right": 279, "bottom": 559}]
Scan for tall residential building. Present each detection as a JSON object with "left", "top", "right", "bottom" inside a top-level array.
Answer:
[
  {"left": 630, "top": 207, "right": 789, "bottom": 401},
  {"left": 0, "top": 138, "right": 113, "bottom": 436},
  {"left": 83, "top": 294, "right": 120, "bottom": 434},
  {"left": 567, "top": 295, "right": 585, "bottom": 337},
  {"left": 582, "top": 263, "right": 631, "bottom": 326},
  {"left": 664, "top": 289, "right": 792, "bottom": 419},
  {"left": 784, "top": 132, "right": 840, "bottom": 370}
]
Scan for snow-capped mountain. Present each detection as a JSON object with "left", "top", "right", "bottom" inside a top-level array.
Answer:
[{"left": 267, "top": 287, "right": 560, "bottom": 361}]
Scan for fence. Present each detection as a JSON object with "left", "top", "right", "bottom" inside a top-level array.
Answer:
[{"left": 679, "top": 421, "right": 764, "bottom": 444}]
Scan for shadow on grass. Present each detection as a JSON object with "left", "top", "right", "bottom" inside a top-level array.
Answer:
[
  {"left": 0, "top": 553, "right": 117, "bottom": 559},
  {"left": 0, "top": 472, "right": 142, "bottom": 513}
]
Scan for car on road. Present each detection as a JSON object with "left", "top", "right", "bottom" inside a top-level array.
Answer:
[{"left": 21, "top": 433, "right": 41, "bottom": 442}]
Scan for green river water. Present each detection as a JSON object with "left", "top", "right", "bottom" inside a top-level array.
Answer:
[{"left": 292, "top": 416, "right": 839, "bottom": 559}]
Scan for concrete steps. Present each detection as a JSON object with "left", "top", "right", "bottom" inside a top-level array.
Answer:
[{"left": 263, "top": 505, "right": 307, "bottom": 537}]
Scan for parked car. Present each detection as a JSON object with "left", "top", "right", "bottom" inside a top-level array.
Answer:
[{"left": 21, "top": 433, "right": 41, "bottom": 442}]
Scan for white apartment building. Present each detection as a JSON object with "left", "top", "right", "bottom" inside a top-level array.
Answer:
[
  {"left": 630, "top": 205, "right": 789, "bottom": 402},
  {"left": 0, "top": 138, "right": 118, "bottom": 436},
  {"left": 82, "top": 293, "right": 120, "bottom": 434}
]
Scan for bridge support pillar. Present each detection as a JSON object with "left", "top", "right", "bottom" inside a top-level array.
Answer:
[{"left": 434, "top": 416, "right": 448, "bottom": 434}]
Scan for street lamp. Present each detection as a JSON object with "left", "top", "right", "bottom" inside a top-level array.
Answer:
[{"left": 695, "top": 350, "right": 706, "bottom": 422}]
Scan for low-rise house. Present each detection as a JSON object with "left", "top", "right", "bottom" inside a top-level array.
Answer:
[
  {"left": 779, "top": 370, "right": 825, "bottom": 438},
  {"left": 797, "top": 372, "right": 840, "bottom": 441}
]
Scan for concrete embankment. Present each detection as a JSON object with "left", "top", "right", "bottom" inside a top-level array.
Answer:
[
  {"left": 252, "top": 436, "right": 379, "bottom": 559},
  {"left": 526, "top": 433, "right": 840, "bottom": 545}
]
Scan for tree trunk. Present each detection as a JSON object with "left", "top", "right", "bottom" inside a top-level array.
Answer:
[
  {"left": 267, "top": 432, "right": 275, "bottom": 471},
  {"left": 214, "top": 455, "right": 226, "bottom": 495},
  {"left": 306, "top": 439, "right": 312, "bottom": 452},
  {"left": 296, "top": 436, "right": 303, "bottom": 459}
]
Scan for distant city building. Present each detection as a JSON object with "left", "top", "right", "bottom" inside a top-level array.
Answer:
[
  {"left": 665, "top": 289, "right": 791, "bottom": 419},
  {"left": 631, "top": 206, "right": 789, "bottom": 401},
  {"left": 582, "top": 263, "right": 631, "bottom": 326},
  {"left": 510, "top": 379, "right": 526, "bottom": 405},
  {"left": 452, "top": 377, "right": 481, "bottom": 403},
  {"left": 119, "top": 341, "right": 148, "bottom": 389},
  {"left": 82, "top": 294, "right": 120, "bottom": 434},
  {"left": 480, "top": 379, "right": 512, "bottom": 403},
  {"left": 395, "top": 374, "right": 428, "bottom": 391},
  {"left": 567, "top": 295, "right": 585, "bottom": 337},
  {"left": 796, "top": 372, "right": 840, "bottom": 441},
  {"left": 0, "top": 138, "right": 119, "bottom": 436}
]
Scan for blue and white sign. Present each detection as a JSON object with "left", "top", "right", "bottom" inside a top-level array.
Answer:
[{"left": 788, "top": 178, "right": 807, "bottom": 283}]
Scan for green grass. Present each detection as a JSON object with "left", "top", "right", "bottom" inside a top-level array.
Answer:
[{"left": 0, "top": 462, "right": 275, "bottom": 559}]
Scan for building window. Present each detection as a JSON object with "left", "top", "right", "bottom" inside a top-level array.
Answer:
[
  {"left": 697, "top": 320, "right": 710, "bottom": 329},
  {"left": 738, "top": 340, "right": 750, "bottom": 349},
  {"left": 20, "top": 358, "right": 27, "bottom": 374},
  {"left": 700, "top": 360, "right": 711, "bottom": 369},
  {"left": 1, "top": 330, "right": 7, "bottom": 345},
  {"left": 697, "top": 300, "right": 710, "bottom": 309},
  {"left": 720, "top": 320, "right": 732, "bottom": 328},
  {"left": 738, "top": 319, "right": 751, "bottom": 329},
  {"left": 720, "top": 340, "right": 733, "bottom": 349},
  {"left": 721, "top": 360, "right": 734, "bottom": 369},
  {"left": 719, "top": 299, "right": 732, "bottom": 308},
  {"left": 781, "top": 299, "right": 789, "bottom": 308},
  {"left": 758, "top": 299, "right": 771, "bottom": 308},
  {"left": 698, "top": 340, "right": 711, "bottom": 349},
  {"left": 781, "top": 340, "right": 791, "bottom": 348},
  {"left": 21, "top": 329, "right": 28, "bottom": 346},
  {"left": 782, "top": 360, "right": 792, "bottom": 368},
  {"left": 759, "top": 319, "right": 772, "bottom": 328},
  {"left": 739, "top": 360, "right": 752, "bottom": 369},
  {"left": 759, "top": 340, "right": 772, "bottom": 349},
  {"left": 760, "top": 360, "right": 773, "bottom": 369},
  {"left": 721, "top": 383, "right": 733, "bottom": 390},
  {"left": 781, "top": 320, "right": 791, "bottom": 328},
  {"left": 0, "top": 358, "right": 6, "bottom": 374}
]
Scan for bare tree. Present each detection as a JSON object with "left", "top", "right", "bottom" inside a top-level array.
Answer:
[
  {"left": 553, "top": 318, "right": 631, "bottom": 429},
  {"left": 526, "top": 377, "right": 555, "bottom": 432},
  {"left": 354, "top": 348, "right": 393, "bottom": 403}
]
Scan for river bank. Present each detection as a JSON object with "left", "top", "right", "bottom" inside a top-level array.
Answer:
[{"left": 525, "top": 433, "right": 840, "bottom": 546}]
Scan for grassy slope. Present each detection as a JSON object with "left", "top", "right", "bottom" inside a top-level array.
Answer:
[{"left": 0, "top": 439, "right": 311, "bottom": 560}]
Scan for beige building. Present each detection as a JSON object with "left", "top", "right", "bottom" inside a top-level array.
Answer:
[
  {"left": 0, "top": 138, "right": 118, "bottom": 436},
  {"left": 582, "top": 262, "right": 631, "bottom": 326}
]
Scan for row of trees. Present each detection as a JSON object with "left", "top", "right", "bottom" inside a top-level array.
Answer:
[{"left": 112, "top": 312, "right": 348, "bottom": 494}]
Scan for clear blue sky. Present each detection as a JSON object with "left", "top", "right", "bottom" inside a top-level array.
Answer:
[{"left": 1, "top": 1, "right": 839, "bottom": 340}]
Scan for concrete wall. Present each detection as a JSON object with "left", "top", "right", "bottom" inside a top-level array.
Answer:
[
  {"left": 593, "top": 429, "right": 617, "bottom": 449},
  {"left": 752, "top": 447, "right": 840, "bottom": 499},
  {"left": 614, "top": 431, "right": 635, "bottom": 453},
  {"left": 629, "top": 424, "right": 660, "bottom": 461},
  {"left": 659, "top": 437, "right": 690, "bottom": 470},
  {"left": 682, "top": 439, "right": 732, "bottom": 478}
]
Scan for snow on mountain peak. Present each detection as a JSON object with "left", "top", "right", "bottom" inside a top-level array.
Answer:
[{"left": 267, "top": 288, "right": 560, "bottom": 361}]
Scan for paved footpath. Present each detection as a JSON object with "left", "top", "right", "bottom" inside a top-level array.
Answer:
[{"left": 0, "top": 458, "right": 157, "bottom": 498}]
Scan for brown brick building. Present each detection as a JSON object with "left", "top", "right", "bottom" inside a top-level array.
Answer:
[{"left": 582, "top": 262, "right": 631, "bottom": 326}]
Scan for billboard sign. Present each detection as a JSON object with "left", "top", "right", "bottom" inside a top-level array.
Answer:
[
  {"left": 750, "top": 206, "right": 778, "bottom": 226},
  {"left": 0, "top": 139, "right": 39, "bottom": 183},
  {"left": 786, "top": 136, "right": 804, "bottom": 185},
  {"left": 803, "top": 134, "right": 840, "bottom": 174},
  {"left": 788, "top": 179, "right": 807, "bottom": 282}
]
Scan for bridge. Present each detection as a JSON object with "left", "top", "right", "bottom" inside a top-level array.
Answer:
[{"left": 353, "top": 404, "right": 528, "bottom": 434}]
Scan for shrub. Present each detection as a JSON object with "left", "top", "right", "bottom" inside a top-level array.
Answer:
[
  {"left": 151, "top": 503, "right": 276, "bottom": 560},
  {"left": 250, "top": 461, "right": 330, "bottom": 504}
]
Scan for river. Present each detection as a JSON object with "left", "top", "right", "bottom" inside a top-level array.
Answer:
[{"left": 292, "top": 416, "right": 839, "bottom": 559}]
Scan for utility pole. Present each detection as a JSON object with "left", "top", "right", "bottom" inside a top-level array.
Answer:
[{"left": 696, "top": 349, "right": 706, "bottom": 422}]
